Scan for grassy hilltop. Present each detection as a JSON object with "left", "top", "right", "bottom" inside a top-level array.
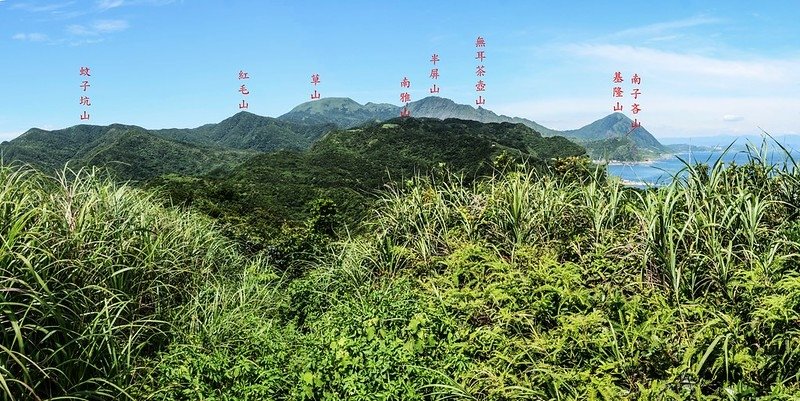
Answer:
[{"left": 2, "top": 137, "right": 800, "bottom": 399}]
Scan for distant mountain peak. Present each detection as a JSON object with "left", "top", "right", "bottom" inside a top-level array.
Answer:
[
  {"left": 565, "top": 112, "right": 643, "bottom": 134},
  {"left": 413, "top": 96, "right": 457, "bottom": 106},
  {"left": 277, "top": 95, "right": 668, "bottom": 161},
  {"left": 280, "top": 97, "right": 398, "bottom": 128},
  {"left": 288, "top": 97, "right": 366, "bottom": 114},
  {"left": 563, "top": 112, "right": 668, "bottom": 157},
  {"left": 215, "top": 111, "right": 272, "bottom": 127},
  {"left": 278, "top": 95, "right": 565, "bottom": 135}
]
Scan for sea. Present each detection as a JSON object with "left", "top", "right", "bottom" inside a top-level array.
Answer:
[{"left": 606, "top": 147, "right": 800, "bottom": 187}]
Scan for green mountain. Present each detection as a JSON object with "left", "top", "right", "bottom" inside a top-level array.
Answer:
[
  {"left": 279, "top": 96, "right": 562, "bottom": 136},
  {"left": 153, "top": 111, "right": 335, "bottom": 152},
  {"left": 0, "top": 112, "right": 337, "bottom": 179},
  {"left": 156, "top": 117, "right": 585, "bottom": 241},
  {"left": 279, "top": 97, "right": 397, "bottom": 128},
  {"left": 562, "top": 113, "right": 670, "bottom": 160},
  {"left": 580, "top": 136, "right": 655, "bottom": 161},
  {"left": 406, "top": 96, "right": 563, "bottom": 136},
  {"left": 278, "top": 96, "right": 561, "bottom": 136},
  {"left": 74, "top": 129, "right": 254, "bottom": 181},
  {"left": 1, "top": 124, "right": 125, "bottom": 171},
  {"left": 0, "top": 124, "right": 256, "bottom": 180},
  {"left": 279, "top": 97, "right": 669, "bottom": 161}
]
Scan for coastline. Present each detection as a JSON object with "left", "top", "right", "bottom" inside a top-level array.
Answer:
[
  {"left": 592, "top": 152, "right": 679, "bottom": 166},
  {"left": 618, "top": 178, "right": 654, "bottom": 187}
]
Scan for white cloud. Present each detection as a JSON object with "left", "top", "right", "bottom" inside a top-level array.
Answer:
[
  {"left": 10, "top": 1, "right": 75, "bottom": 12},
  {"left": 647, "top": 35, "right": 682, "bottom": 43},
  {"left": 69, "top": 38, "right": 105, "bottom": 46},
  {"left": 68, "top": 19, "right": 129, "bottom": 36},
  {"left": 12, "top": 32, "right": 49, "bottom": 41},
  {"left": 94, "top": 19, "right": 129, "bottom": 32},
  {"left": 493, "top": 95, "right": 800, "bottom": 138},
  {"left": 518, "top": 44, "right": 797, "bottom": 136},
  {"left": 106, "top": 0, "right": 177, "bottom": 6},
  {"left": 96, "top": 0, "right": 124, "bottom": 10},
  {"left": 604, "top": 16, "right": 722, "bottom": 41},
  {"left": 66, "top": 24, "right": 90, "bottom": 35},
  {"left": 138, "top": 0, "right": 178, "bottom": 5},
  {"left": 566, "top": 44, "right": 798, "bottom": 83}
]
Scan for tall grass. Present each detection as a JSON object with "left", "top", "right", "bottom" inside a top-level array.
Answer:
[
  {"left": 363, "top": 138, "right": 800, "bottom": 398},
  {"left": 0, "top": 164, "right": 248, "bottom": 400},
  {"left": 4, "top": 137, "right": 800, "bottom": 399}
]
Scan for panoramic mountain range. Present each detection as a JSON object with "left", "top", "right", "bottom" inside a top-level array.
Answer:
[
  {"left": 0, "top": 95, "right": 668, "bottom": 181},
  {"left": 279, "top": 96, "right": 666, "bottom": 159}
]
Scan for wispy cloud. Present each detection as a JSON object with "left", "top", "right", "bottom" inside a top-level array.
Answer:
[
  {"left": 8, "top": 0, "right": 175, "bottom": 25},
  {"left": 10, "top": 1, "right": 75, "bottom": 13},
  {"left": 138, "top": 0, "right": 178, "bottom": 5},
  {"left": 12, "top": 32, "right": 50, "bottom": 42},
  {"left": 501, "top": 30, "right": 800, "bottom": 137},
  {"left": 10, "top": 1, "right": 88, "bottom": 20},
  {"left": 604, "top": 15, "right": 722, "bottom": 41},
  {"left": 95, "top": 0, "right": 177, "bottom": 10},
  {"left": 495, "top": 95, "right": 800, "bottom": 137},
  {"left": 565, "top": 44, "right": 799, "bottom": 83},
  {"left": 67, "top": 19, "right": 129, "bottom": 36},
  {"left": 96, "top": 0, "right": 124, "bottom": 10}
]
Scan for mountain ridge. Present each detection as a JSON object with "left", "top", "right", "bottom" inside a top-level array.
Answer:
[
  {"left": 0, "top": 113, "right": 318, "bottom": 179},
  {"left": 279, "top": 96, "right": 563, "bottom": 136},
  {"left": 154, "top": 116, "right": 586, "bottom": 236},
  {"left": 279, "top": 96, "right": 666, "bottom": 159},
  {"left": 561, "top": 113, "right": 667, "bottom": 160},
  {"left": 4, "top": 96, "right": 669, "bottom": 168}
]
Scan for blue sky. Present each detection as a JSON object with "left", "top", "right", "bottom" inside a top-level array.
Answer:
[{"left": 1, "top": 1, "right": 798, "bottom": 140}]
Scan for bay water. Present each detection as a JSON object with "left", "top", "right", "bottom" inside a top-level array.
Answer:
[{"left": 606, "top": 147, "right": 800, "bottom": 187}]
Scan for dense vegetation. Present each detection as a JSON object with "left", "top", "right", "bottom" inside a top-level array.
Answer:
[
  {"left": 280, "top": 97, "right": 669, "bottom": 161},
  {"left": 279, "top": 97, "right": 398, "bottom": 128},
  {"left": 278, "top": 96, "right": 563, "bottom": 137},
  {"left": 0, "top": 112, "right": 334, "bottom": 182},
  {"left": 0, "top": 125, "right": 255, "bottom": 181},
  {"left": 583, "top": 136, "right": 663, "bottom": 162},
  {"left": 0, "top": 165, "right": 254, "bottom": 398},
  {"left": 152, "top": 112, "right": 335, "bottom": 152},
  {"left": 3, "top": 137, "right": 800, "bottom": 399},
  {"left": 150, "top": 118, "right": 584, "bottom": 254}
]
